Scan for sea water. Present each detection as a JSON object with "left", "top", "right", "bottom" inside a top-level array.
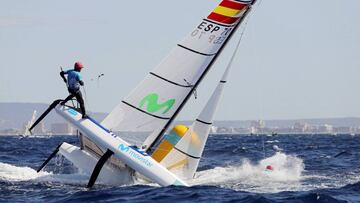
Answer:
[{"left": 0, "top": 134, "right": 359, "bottom": 202}]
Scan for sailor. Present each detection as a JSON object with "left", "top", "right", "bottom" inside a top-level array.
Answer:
[{"left": 60, "top": 61, "right": 88, "bottom": 118}]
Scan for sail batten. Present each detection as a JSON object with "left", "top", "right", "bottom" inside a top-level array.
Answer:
[
  {"left": 149, "top": 72, "right": 193, "bottom": 88},
  {"left": 121, "top": 101, "right": 171, "bottom": 120},
  {"left": 195, "top": 119, "right": 213, "bottom": 125},
  {"left": 177, "top": 44, "right": 217, "bottom": 56}
]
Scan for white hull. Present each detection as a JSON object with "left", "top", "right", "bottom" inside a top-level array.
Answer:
[
  {"left": 55, "top": 105, "right": 188, "bottom": 187},
  {"left": 59, "top": 142, "right": 134, "bottom": 185}
]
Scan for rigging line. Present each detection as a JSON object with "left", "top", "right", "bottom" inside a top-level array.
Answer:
[
  {"left": 82, "top": 85, "right": 91, "bottom": 114},
  {"left": 71, "top": 99, "right": 76, "bottom": 109},
  {"left": 184, "top": 79, "right": 197, "bottom": 99},
  {"left": 225, "top": 12, "right": 251, "bottom": 73},
  {"left": 262, "top": 134, "right": 266, "bottom": 158},
  {"left": 246, "top": 0, "right": 264, "bottom": 122},
  {"left": 244, "top": 0, "right": 266, "bottom": 159},
  {"left": 97, "top": 73, "right": 104, "bottom": 88},
  {"left": 252, "top": 0, "right": 265, "bottom": 116},
  {"left": 147, "top": 0, "right": 259, "bottom": 154}
]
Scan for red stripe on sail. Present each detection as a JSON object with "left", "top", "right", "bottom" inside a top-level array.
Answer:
[
  {"left": 207, "top": 12, "right": 239, "bottom": 24},
  {"left": 220, "top": 0, "right": 248, "bottom": 10}
]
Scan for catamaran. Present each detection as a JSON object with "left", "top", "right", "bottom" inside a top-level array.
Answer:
[{"left": 29, "top": 0, "right": 257, "bottom": 187}]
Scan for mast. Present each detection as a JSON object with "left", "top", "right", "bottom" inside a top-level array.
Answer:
[{"left": 147, "top": 0, "right": 258, "bottom": 153}]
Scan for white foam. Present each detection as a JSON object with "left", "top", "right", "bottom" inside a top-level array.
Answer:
[
  {"left": 0, "top": 162, "right": 49, "bottom": 181},
  {"left": 0, "top": 162, "right": 88, "bottom": 185},
  {"left": 190, "top": 152, "right": 305, "bottom": 193},
  {"left": 272, "top": 145, "right": 283, "bottom": 151},
  {"left": 266, "top": 140, "right": 279, "bottom": 143}
]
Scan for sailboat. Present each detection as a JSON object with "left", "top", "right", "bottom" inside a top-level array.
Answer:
[
  {"left": 29, "top": 0, "right": 257, "bottom": 187},
  {"left": 22, "top": 110, "right": 37, "bottom": 137}
]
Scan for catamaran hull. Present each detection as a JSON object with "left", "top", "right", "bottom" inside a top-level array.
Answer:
[
  {"left": 59, "top": 142, "right": 134, "bottom": 185},
  {"left": 55, "top": 105, "right": 188, "bottom": 187}
]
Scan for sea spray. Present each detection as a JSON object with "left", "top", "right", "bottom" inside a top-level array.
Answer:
[
  {"left": 0, "top": 162, "right": 88, "bottom": 184},
  {"left": 0, "top": 162, "right": 49, "bottom": 182},
  {"left": 191, "top": 152, "right": 305, "bottom": 192}
]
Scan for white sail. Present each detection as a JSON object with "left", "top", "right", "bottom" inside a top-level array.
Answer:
[
  {"left": 23, "top": 110, "right": 37, "bottom": 136},
  {"left": 102, "top": 0, "right": 254, "bottom": 151},
  {"left": 151, "top": 56, "right": 232, "bottom": 179},
  {"left": 150, "top": 21, "right": 246, "bottom": 179}
]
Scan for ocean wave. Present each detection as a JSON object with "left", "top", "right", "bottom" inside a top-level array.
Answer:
[
  {"left": 191, "top": 152, "right": 305, "bottom": 193},
  {"left": 0, "top": 162, "right": 88, "bottom": 185}
]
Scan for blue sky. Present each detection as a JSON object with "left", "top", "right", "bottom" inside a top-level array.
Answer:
[{"left": 1, "top": 0, "right": 360, "bottom": 120}]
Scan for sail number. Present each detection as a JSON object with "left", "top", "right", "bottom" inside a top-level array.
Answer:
[{"left": 191, "top": 21, "right": 232, "bottom": 44}]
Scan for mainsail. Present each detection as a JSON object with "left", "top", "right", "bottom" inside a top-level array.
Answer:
[
  {"left": 150, "top": 34, "right": 241, "bottom": 179},
  {"left": 101, "top": 0, "right": 256, "bottom": 151}
]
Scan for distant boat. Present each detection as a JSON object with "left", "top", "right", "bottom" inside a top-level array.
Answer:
[{"left": 22, "top": 110, "right": 37, "bottom": 137}]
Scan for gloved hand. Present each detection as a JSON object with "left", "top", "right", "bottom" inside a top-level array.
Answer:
[
  {"left": 60, "top": 71, "right": 67, "bottom": 83},
  {"left": 79, "top": 80, "right": 84, "bottom": 86}
]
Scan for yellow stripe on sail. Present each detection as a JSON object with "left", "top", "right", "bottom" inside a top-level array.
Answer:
[
  {"left": 191, "top": 131, "right": 201, "bottom": 146},
  {"left": 167, "top": 159, "right": 188, "bottom": 171},
  {"left": 151, "top": 140, "right": 173, "bottom": 162},
  {"left": 213, "top": 6, "right": 241, "bottom": 17}
]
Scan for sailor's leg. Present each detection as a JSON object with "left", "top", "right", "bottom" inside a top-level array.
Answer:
[
  {"left": 61, "top": 93, "right": 75, "bottom": 105},
  {"left": 75, "top": 91, "right": 86, "bottom": 116}
]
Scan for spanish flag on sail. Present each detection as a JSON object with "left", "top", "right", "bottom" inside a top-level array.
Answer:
[{"left": 207, "top": 0, "right": 250, "bottom": 25}]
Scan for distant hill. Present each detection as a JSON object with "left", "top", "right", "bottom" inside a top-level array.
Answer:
[
  {"left": 214, "top": 118, "right": 360, "bottom": 128},
  {"left": 1, "top": 102, "right": 360, "bottom": 131},
  {"left": 0, "top": 102, "right": 107, "bottom": 130}
]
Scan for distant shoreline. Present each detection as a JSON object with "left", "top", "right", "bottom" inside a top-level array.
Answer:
[{"left": 2, "top": 102, "right": 360, "bottom": 135}]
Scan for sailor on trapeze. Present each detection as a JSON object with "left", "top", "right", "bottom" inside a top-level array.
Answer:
[{"left": 60, "top": 61, "right": 88, "bottom": 118}]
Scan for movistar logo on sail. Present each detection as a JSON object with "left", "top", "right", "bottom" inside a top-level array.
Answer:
[{"left": 139, "top": 93, "right": 175, "bottom": 114}]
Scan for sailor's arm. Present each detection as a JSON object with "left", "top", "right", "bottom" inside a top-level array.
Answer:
[
  {"left": 60, "top": 71, "right": 67, "bottom": 83},
  {"left": 77, "top": 74, "right": 84, "bottom": 86}
]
